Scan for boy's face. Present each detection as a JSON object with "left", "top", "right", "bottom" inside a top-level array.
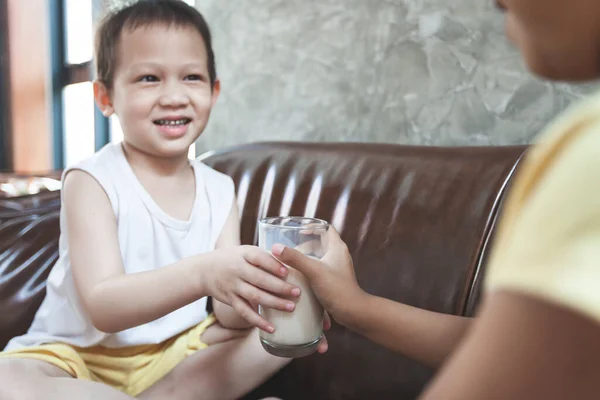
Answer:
[
  {"left": 499, "top": 0, "right": 600, "bottom": 81},
  {"left": 95, "top": 24, "right": 218, "bottom": 158}
]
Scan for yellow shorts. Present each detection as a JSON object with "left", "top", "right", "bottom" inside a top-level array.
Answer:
[{"left": 0, "top": 314, "right": 217, "bottom": 396}]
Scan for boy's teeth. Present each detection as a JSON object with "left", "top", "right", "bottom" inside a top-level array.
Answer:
[{"left": 156, "top": 119, "right": 189, "bottom": 126}]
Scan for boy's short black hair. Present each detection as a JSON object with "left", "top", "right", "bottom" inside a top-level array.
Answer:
[{"left": 95, "top": 0, "right": 216, "bottom": 89}]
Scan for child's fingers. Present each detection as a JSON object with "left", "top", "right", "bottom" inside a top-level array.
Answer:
[
  {"left": 323, "top": 311, "right": 332, "bottom": 331},
  {"left": 298, "top": 222, "right": 328, "bottom": 236},
  {"left": 271, "top": 244, "right": 322, "bottom": 281},
  {"left": 238, "top": 281, "right": 296, "bottom": 312},
  {"left": 230, "top": 294, "right": 275, "bottom": 333},
  {"left": 327, "top": 226, "right": 343, "bottom": 242},
  {"left": 292, "top": 238, "right": 323, "bottom": 256},
  {"left": 317, "top": 335, "right": 328, "bottom": 354}
]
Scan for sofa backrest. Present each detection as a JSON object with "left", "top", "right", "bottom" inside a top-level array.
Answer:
[
  {"left": 0, "top": 142, "right": 526, "bottom": 399},
  {"left": 0, "top": 192, "right": 61, "bottom": 349},
  {"left": 200, "top": 142, "right": 525, "bottom": 399}
]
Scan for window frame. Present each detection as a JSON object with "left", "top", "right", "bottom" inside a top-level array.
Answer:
[
  {"left": 49, "top": 0, "right": 108, "bottom": 170},
  {"left": 0, "top": 0, "right": 12, "bottom": 171}
]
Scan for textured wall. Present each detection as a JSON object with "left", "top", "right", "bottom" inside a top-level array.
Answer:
[{"left": 195, "top": 0, "right": 599, "bottom": 154}]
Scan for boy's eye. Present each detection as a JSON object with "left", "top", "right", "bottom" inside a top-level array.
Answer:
[
  {"left": 138, "top": 75, "right": 159, "bottom": 82},
  {"left": 184, "top": 74, "right": 203, "bottom": 81}
]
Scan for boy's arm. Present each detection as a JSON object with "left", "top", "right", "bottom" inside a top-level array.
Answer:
[
  {"left": 419, "top": 291, "right": 600, "bottom": 400},
  {"left": 211, "top": 199, "right": 255, "bottom": 329},
  {"left": 64, "top": 170, "right": 207, "bottom": 333},
  {"left": 65, "top": 170, "right": 294, "bottom": 334}
]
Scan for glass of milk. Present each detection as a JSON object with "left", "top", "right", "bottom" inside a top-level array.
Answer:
[{"left": 258, "top": 216, "right": 328, "bottom": 358}]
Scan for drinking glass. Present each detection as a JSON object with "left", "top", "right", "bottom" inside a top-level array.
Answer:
[{"left": 257, "top": 216, "right": 329, "bottom": 358}]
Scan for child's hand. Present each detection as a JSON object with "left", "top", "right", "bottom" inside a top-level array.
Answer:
[
  {"left": 205, "top": 246, "right": 300, "bottom": 333},
  {"left": 316, "top": 311, "right": 332, "bottom": 354},
  {"left": 271, "top": 227, "right": 363, "bottom": 327}
]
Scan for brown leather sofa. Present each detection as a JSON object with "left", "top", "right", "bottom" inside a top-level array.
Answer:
[{"left": 0, "top": 142, "right": 527, "bottom": 399}]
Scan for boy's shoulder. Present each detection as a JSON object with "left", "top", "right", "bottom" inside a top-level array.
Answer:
[
  {"left": 58, "top": 143, "right": 123, "bottom": 213},
  {"left": 191, "top": 159, "right": 235, "bottom": 191},
  {"left": 60, "top": 142, "right": 120, "bottom": 182},
  {"left": 191, "top": 158, "right": 230, "bottom": 179}
]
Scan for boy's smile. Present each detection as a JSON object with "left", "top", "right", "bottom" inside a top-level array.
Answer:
[{"left": 153, "top": 116, "right": 193, "bottom": 139}]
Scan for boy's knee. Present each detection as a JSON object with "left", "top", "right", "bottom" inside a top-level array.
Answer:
[
  {"left": 0, "top": 359, "right": 33, "bottom": 380},
  {"left": 0, "top": 358, "right": 67, "bottom": 378},
  {"left": 0, "top": 359, "right": 64, "bottom": 399},
  {"left": 0, "top": 360, "right": 40, "bottom": 399}
]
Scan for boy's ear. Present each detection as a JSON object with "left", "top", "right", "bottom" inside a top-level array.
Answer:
[
  {"left": 93, "top": 80, "right": 114, "bottom": 117},
  {"left": 211, "top": 79, "right": 221, "bottom": 107}
]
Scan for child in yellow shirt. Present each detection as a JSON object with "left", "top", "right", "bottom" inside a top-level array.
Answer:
[{"left": 274, "top": 1, "right": 600, "bottom": 399}]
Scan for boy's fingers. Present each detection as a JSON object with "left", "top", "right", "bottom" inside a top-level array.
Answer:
[
  {"left": 244, "top": 248, "right": 288, "bottom": 278},
  {"left": 241, "top": 266, "right": 300, "bottom": 297},
  {"left": 238, "top": 282, "right": 296, "bottom": 312},
  {"left": 271, "top": 244, "right": 321, "bottom": 281},
  {"left": 231, "top": 295, "right": 275, "bottom": 334}
]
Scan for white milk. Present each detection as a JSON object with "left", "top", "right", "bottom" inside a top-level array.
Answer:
[{"left": 260, "top": 260, "right": 324, "bottom": 346}]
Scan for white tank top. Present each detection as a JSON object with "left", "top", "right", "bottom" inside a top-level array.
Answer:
[{"left": 5, "top": 142, "right": 234, "bottom": 350}]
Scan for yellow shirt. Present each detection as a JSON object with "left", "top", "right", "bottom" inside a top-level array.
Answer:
[{"left": 485, "top": 90, "right": 600, "bottom": 323}]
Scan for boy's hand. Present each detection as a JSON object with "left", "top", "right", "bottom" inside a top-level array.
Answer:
[
  {"left": 271, "top": 227, "right": 364, "bottom": 327},
  {"left": 203, "top": 246, "right": 300, "bottom": 333}
]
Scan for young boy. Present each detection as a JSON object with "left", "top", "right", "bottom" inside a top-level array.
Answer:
[
  {"left": 274, "top": 0, "right": 600, "bottom": 399},
  {"left": 0, "top": 1, "right": 308, "bottom": 399}
]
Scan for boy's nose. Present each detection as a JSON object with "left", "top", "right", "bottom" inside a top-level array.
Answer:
[{"left": 159, "top": 84, "right": 190, "bottom": 107}]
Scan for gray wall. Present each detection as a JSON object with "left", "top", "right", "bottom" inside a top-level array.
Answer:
[{"left": 195, "top": 0, "right": 598, "bottom": 154}]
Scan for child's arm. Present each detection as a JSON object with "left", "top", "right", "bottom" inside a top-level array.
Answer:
[
  {"left": 211, "top": 199, "right": 258, "bottom": 330},
  {"left": 271, "top": 229, "right": 471, "bottom": 368},
  {"left": 420, "top": 134, "right": 600, "bottom": 399},
  {"left": 340, "top": 293, "right": 471, "bottom": 368},
  {"left": 418, "top": 291, "right": 600, "bottom": 400},
  {"left": 64, "top": 170, "right": 298, "bottom": 334}
]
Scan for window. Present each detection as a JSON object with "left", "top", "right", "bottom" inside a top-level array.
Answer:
[{"left": 51, "top": 0, "right": 197, "bottom": 169}]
